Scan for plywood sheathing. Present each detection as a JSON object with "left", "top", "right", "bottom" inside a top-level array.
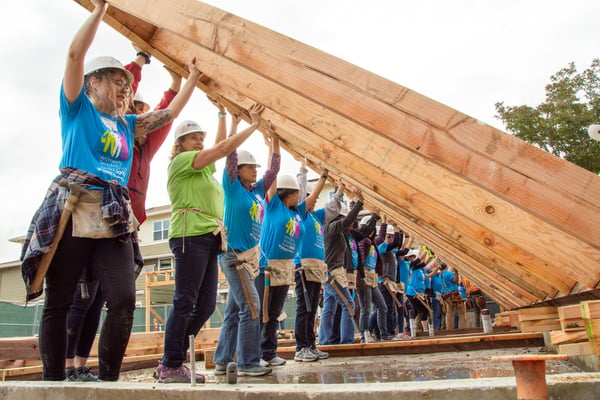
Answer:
[{"left": 72, "top": 0, "right": 600, "bottom": 310}]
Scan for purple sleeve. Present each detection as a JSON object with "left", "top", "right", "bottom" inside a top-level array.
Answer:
[
  {"left": 262, "top": 153, "right": 281, "bottom": 192},
  {"left": 225, "top": 150, "right": 238, "bottom": 183},
  {"left": 374, "top": 223, "right": 387, "bottom": 246}
]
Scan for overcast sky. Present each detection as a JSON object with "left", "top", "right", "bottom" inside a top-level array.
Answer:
[{"left": 0, "top": 0, "right": 598, "bottom": 263}]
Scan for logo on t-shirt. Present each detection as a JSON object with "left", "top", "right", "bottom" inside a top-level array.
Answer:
[
  {"left": 313, "top": 219, "right": 322, "bottom": 235},
  {"left": 100, "top": 117, "right": 130, "bottom": 161},
  {"left": 285, "top": 217, "right": 301, "bottom": 238},
  {"left": 249, "top": 199, "right": 264, "bottom": 223}
]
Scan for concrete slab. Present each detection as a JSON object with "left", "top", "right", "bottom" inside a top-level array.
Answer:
[{"left": 2, "top": 373, "right": 600, "bottom": 400}]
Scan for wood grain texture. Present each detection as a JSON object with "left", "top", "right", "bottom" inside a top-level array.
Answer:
[{"left": 71, "top": 0, "right": 600, "bottom": 310}]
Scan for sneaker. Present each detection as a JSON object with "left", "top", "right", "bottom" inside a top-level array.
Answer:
[
  {"left": 153, "top": 360, "right": 164, "bottom": 379},
  {"left": 266, "top": 355, "right": 286, "bottom": 366},
  {"left": 310, "top": 347, "right": 329, "bottom": 360},
  {"left": 294, "top": 348, "right": 318, "bottom": 362},
  {"left": 214, "top": 363, "right": 227, "bottom": 376},
  {"left": 65, "top": 367, "right": 76, "bottom": 381},
  {"left": 72, "top": 366, "right": 99, "bottom": 382},
  {"left": 238, "top": 365, "right": 272, "bottom": 376},
  {"left": 382, "top": 335, "right": 395, "bottom": 341},
  {"left": 259, "top": 359, "right": 269, "bottom": 367},
  {"left": 158, "top": 364, "right": 205, "bottom": 384}
]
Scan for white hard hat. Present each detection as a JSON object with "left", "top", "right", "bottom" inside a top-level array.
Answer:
[
  {"left": 588, "top": 124, "right": 600, "bottom": 141},
  {"left": 406, "top": 249, "right": 419, "bottom": 258},
  {"left": 133, "top": 92, "right": 150, "bottom": 112},
  {"left": 84, "top": 56, "right": 134, "bottom": 85},
  {"left": 277, "top": 174, "right": 300, "bottom": 190},
  {"left": 238, "top": 150, "right": 260, "bottom": 167},
  {"left": 339, "top": 203, "right": 349, "bottom": 217},
  {"left": 173, "top": 120, "right": 206, "bottom": 140},
  {"left": 385, "top": 225, "right": 395, "bottom": 235},
  {"left": 359, "top": 216, "right": 370, "bottom": 226}
]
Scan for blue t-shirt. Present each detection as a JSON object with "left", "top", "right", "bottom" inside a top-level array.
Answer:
[
  {"left": 59, "top": 85, "right": 136, "bottom": 185},
  {"left": 432, "top": 273, "right": 443, "bottom": 294},
  {"left": 398, "top": 259, "right": 410, "bottom": 286},
  {"left": 294, "top": 209, "right": 326, "bottom": 264},
  {"left": 364, "top": 244, "right": 378, "bottom": 271},
  {"left": 222, "top": 169, "right": 266, "bottom": 251},
  {"left": 348, "top": 235, "right": 359, "bottom": 270},
  {"left": 441, "top": 270, "right": 459, "bottom": 293},
  {"left": 259, "top": 194, "right": 307, "bottom": 267},
  {"left": 406, "top": 268, "right": 425, "bottom": 296}
]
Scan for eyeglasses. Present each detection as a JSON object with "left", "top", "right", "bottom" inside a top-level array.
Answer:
[
  {"left": 110, "top": 78, "right": 130, "bottom": 93},
  {"left": 386, "top": 234, "right": 394, "bottom": 238}
]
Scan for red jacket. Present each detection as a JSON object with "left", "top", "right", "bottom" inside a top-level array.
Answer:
[{"left": 125, "top": 62, "right": 176, "bottom": 225}]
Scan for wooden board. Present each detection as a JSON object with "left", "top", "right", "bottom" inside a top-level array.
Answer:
[
  {"left": 550, "top": 329, "right": 590, "bottom": 345},
  {"left": 71, "top": 0, "right": 600, "bottom": 310},
  {"left": 558, "top": 342, "right": 593, "bottom": 356}
]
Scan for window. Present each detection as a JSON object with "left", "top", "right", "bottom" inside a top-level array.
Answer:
[
  {"left": 158, "top": 258, "right": 173, "bottom": 271},
  {"left": 153, "top": 219, "right": 169, "bottom": 241}
]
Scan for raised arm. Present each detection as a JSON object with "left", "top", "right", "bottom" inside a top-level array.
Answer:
[
  {"left": 134, "top": 58, "right": 201, "bottom": 138},
  {"left": 262, "top": 123, "right": 281, "bottom": 200},
  {"left": 224, "top": 113, "right": 242, "bottom": 183},
  {"left": 305, "top": 167, "right": 328, "bottom": 211},
  {"left": 64, "top": 0, "right": 107, "bottom": 103},
  {"left": 208, "top": 96, "right": 227, "bottom": 145},
  {"left": 191, "top": 103, "right": 264, "bottom": 170}
]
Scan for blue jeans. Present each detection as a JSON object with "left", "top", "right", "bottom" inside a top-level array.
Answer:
[
  {"left": 162, "top": 234, "right": 220, "bottom": 368},
  {"left": 66, "top": 277, "right": 104, "bottom": 359},
  {"left": 379, "top": 282, "right": 399, "bottom": 335},
  {"left": 294, "top": 268, "right": 321, "bottom": 351},
  {"left": 432, "top": 297, "right": 442, "bottom": 330},
  {"left": 356, "top": 285, "right": 388, "bottom": 339},
  {"left": 318, "top": 281, "right": 355, "bottom": 344},
  {"left": 213, "top": 251, "right": 261, "bottom": 368},
  {"left": 254, "top": 273, "right": 288, "bottom": 361},
  {"left": 40, "top": 220, "right": 136, "bottom": 381}
]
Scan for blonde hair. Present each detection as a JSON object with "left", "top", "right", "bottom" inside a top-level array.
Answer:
[{"left": 169, "top": 138, "right": 185, "bottom": 161}]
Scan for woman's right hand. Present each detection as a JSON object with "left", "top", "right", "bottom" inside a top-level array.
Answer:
[{"left": 248, "top": 103, "right": 265, "bottom": 127}]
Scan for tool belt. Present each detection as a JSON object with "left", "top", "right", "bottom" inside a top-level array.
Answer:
[
  {"left": 268, "top": 259, "right": 295, "bottom": 286},
  {"left": 301, "top": 258, "right": 327, "bottom": 283},
  {"left": 383, "top": 277, "right": 404, "bottom": 294},
  {"left": 329, "top": 266, "right": 348, "bottom": 288},
  {"left": 442, "top": 290, "right": 464, "bottom": 303},
  {"left": 72, "top": 189, "right": 136, "bottom": 238},
  {"left": 346, "top": 271, "right": 357, "bottom": 290},
  {"left": 235, "top": 246, "right": 260, "bottom": 280},
  {"left": 364, "top": 269, "right": 378, "bottom": 288}
]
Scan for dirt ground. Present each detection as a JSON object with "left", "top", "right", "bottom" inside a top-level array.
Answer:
[{"left": 119, "top": 346, "right": 584, "bottom": 385}]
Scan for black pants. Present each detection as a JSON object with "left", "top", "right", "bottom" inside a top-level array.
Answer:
[
  {"left": 66, "top": 277, "right": 104, "bottom": 359},
  {"left": 39, "top": 220, "right": 136, "bottom": 381}
]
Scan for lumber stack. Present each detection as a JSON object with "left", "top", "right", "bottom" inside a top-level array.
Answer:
[
  {"left": 550, "top": 303, "right": 592, "bottom": 356},
  {"left": 494, "top": 310, "right": 520, "bottom": 329},
  {"left": 518, "top": 307, "right": 560, "bottom": 333},
  {"left": 581, "top": 300, "right": 600, "bottom": 356},
  {"left": 70, "top": 0, "right": 600, "bottom": 311}
]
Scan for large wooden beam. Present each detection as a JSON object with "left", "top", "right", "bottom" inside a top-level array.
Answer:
[{"left": 71, "top": 0, "right": 600, "bottom": 309}]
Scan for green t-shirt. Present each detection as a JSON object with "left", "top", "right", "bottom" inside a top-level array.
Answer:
[{"left": 167, "top": 151, "right": 224, "bottom": 239}]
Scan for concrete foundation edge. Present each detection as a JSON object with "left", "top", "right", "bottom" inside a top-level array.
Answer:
[{"left": 1, "top": 373, "right": 600, "bottom": 400}]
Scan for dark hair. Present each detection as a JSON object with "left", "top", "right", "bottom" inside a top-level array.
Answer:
[
  {"left": 277, "top": 188, "right": 299, "bottom": 209},
  {"left": 439, "top": 261, "right": 447, "bottom": 270}
]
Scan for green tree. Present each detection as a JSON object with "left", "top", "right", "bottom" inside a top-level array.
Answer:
[{"left": 495, "top": 58, "right": 600, "bottom": 173}]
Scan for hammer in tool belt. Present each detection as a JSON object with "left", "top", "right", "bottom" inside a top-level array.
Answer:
[
  {"left": 383, "top": 278, "right": 403, "bottom": 309},
  {"left": 228, "top": 258, "right": 258, "bottom": 320},
  {"left": 30, "top": 183, "right": 85, "bottom": 296},
  {"left": 295, "top": 266, "right": 312, "bottom": 313},
  {"left": 326, "top": 275, "right": 354, "bottom": 317},
  {"left": 261, "top": 266, "right": 272, "bottom": 323}
]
